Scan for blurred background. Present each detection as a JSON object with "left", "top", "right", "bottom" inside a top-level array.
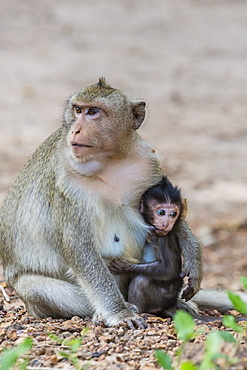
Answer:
[{"left": 0, "top": 0, "right": 246, "bottom": 291}]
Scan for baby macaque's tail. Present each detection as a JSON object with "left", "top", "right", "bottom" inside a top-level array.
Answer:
[{"left": 190, "top": 289, "right": 247, "bottom": 313}]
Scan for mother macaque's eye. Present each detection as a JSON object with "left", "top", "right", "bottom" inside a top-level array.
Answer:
[
  {"left": 157, "top": 209, "right": 166, "bottom": 216},
  {"left": 74, "top": 106, "right": 82, "bottom": 116},
  {"left": 170, "top": 211, "right": 177, "bottom": 218},
  {"left": 86, "top": 107, "right": 101, "bottom": 116}
]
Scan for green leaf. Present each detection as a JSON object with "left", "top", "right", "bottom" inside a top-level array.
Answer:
[
  {"left": 227, "top": 291, "right": 247, "bottom": 315},
  {"left": 223, "top": 315, "right": 243, "bottom": 333},
  {"left": 199, "top": 358, "right": 214, "bottom": 370},
  {"left": 216, "top": 331, "right": 236, "bottom": 343},
  {"left": 49, "top": 333, "right": 63, "bottom": 344},
  {"left": 240, "top": 276, "right": 247, "bottom": 292},
  {"left": 180, "top": 361, "right": 198, "bottom": 370},
  {"left": 212, "top": 353, "right": 230, "bottom": 361},
  {"left": 204, "top": 330, "right": 236, "bottom": 364},
  {"left": 18, "top": 359, "right": 29, "bottom": 370},
  {"left": 69, "top": 355, "right": 80, "bottom": 368},
  {"left": 59, "top": 351, "right": 70, "bottom": 359},
  {"left": 0, "top": 338, "right": 33, "bottom": 370},
  {"left": 155, "top": 349, "right": 172, "bottom": 369},
  {"left": 205, "top": 331, "right": 223, "bottom": 359},
  {"left": 174, "top": 310, "right": 195, "bottom": 342},
  {"left": 64, "top": 338, "right": 82, "bottom": 353}
]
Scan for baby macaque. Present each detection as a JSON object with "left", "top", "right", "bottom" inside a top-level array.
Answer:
[{"left": 109, "top": 176, "right": 187, "bottom": 316}]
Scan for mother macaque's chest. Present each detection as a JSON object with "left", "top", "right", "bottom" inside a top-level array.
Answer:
[
  {"left": 80, "top": 157, "right": 161, "bottom": 261},
  {"left": 87, "top": 156, "right": 157, "bottom": 205},
  {"left": 95, "top": 203, "right": 148, "bottom": 263}
]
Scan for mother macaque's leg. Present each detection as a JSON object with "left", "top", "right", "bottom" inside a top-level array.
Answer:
[{"left": 15, "top": 274, "right": 93, "bottom": 319}]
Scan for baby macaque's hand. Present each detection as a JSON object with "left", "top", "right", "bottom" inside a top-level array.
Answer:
[
  {"left": 179, "top": 269, "right": 197, "bottom": 301},
  {"left": 180, "top": 264, "right": 202, "bottom": 301},
  {"left": 109, "top": 259, "right": 131, "bottom": 274},
  {"left": 181, "top": 278, "right": 196, "bottom": 301}
]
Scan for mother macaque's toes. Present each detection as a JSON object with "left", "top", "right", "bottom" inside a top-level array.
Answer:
[
  {"left": 178, "top": 298, "right": 199, "bottom": 316},
  {"left": 106, "top": 311, "right": 147, "bottom": 329},
  {"left": 125, "top": 302, "right": 139, "bottom": 313},
  {"left": 92, "top": 313, "right": 105, "bottom": 326},
  {"left": 125, "top": 316, "right": 147, "bottom": 330}
]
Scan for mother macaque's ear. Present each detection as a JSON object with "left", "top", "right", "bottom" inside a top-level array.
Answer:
[
  {"left": 131, "top": 101, "right": 146, "bottom": 130},
  {"left": 181, "top": 199, "right": 188, "bottom": 220}
]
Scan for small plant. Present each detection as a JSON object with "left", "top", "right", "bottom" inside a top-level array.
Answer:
[
  {"left": 0, "top": 338, "right": 33, "bottom": 370},
  {"left": 155, "top": 276, "right": 247, "bottom": 370},
  {"left": 199, "top": 331, "right": 237, "bottom": 370},
  {"left": 222, "top": 277, "right": 247, "bottom": 341},
  {"left": 49, "top": 328, "right": 89, "bottom": 370}
]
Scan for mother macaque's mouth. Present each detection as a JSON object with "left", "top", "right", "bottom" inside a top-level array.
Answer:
[{"left": 71, "top": 143, "right": 93, "bottom": 148}]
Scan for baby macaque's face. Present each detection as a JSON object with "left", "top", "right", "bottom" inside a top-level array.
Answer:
[{"left": 150, "top": 202, "right": 180, "bottom": 236}]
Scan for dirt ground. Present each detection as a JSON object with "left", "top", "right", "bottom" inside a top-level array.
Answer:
[{"left": 0, "top": 0, "right": 247, "bottom": 368}]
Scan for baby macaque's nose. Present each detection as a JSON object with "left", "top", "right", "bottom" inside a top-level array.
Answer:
[{"left": 162, "top": 219, "right": 169, "bottom": 228}]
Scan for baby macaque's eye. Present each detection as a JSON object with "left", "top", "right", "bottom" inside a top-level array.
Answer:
[
  {"left": 170, "top": 211, "right": 177, "bottom": 218},
  {"left": 157, "top": 209, "right": 166, "bottom": 216}
]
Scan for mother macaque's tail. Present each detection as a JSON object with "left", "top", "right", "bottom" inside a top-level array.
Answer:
[{"left": 190, "top": 289, "right": 247, "bottom": 313}]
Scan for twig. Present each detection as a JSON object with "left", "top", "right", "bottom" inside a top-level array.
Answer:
[{"left": 0, "top": 285, "right": 10, "bottom": 301}]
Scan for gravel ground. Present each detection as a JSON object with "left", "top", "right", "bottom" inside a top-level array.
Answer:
[{"left": 1, "top": 288, "right": 247, "bottom": 369}]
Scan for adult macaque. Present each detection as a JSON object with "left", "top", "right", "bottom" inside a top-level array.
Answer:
[
  {"left": 109, "top": 176, "right": 187, "bottom": 316},
  {"left": 0, "top": 78, "right": 202, "bottom": 327}
]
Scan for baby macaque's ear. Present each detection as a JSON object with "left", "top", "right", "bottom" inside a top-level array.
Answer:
[
  {"left": 139, "top": 200, "right": 144, "bottom": 215},
  {"left": 180, "top": 198, "right": 188, "bottom": 220}
]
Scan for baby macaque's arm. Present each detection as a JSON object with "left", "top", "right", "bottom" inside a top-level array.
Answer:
[
  {"left": 109, "top": 259, "right": 159, "bottom": 275},
  {"left": 109, "top": 258, "right": 177, "bottom": 280}
]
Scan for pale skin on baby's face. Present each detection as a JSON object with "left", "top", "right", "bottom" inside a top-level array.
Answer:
[{"left": 150, "top": 202, "right": 180, "bottom": 236}]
